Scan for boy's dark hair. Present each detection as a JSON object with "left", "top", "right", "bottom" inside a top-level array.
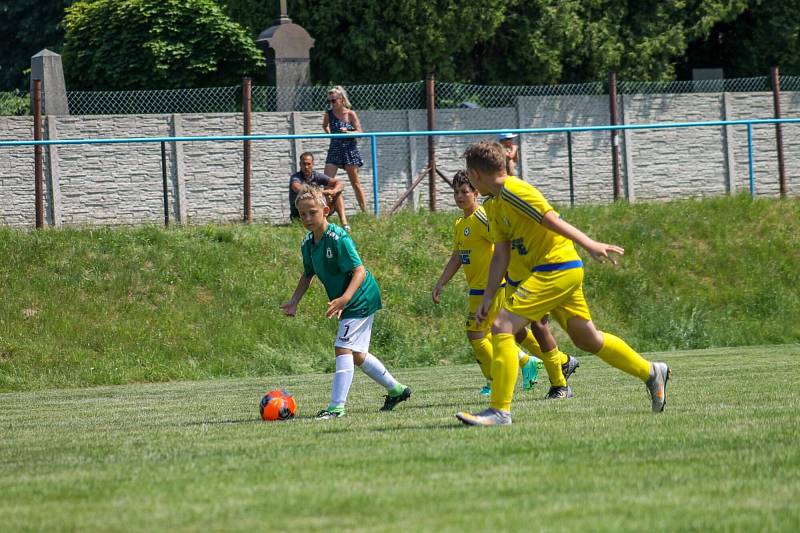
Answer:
[
  {"left": 452, "top": 170, "right": 475, "bottom": 191},
  {"left": 463, "top": 142, "right": 506, "bottom": 174}
]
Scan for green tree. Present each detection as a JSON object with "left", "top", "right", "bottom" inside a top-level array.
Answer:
[
  {"left": 468, "top": 0, "right": 749, "bottom": 84},
  {"left": 0, "top": 1, "right": 77, "bottom": 91},
  {"left": 223, "top": 0, "right": 748, "bottom": 85},
  {"left": 221, "top": 0, "right": 508, "bottom": 84},
  {"left": 62, "top": 0, "right": 264, "bottom": 89},
  {"left": 680, "top": 0, "right": 800, "bottom": 78}
]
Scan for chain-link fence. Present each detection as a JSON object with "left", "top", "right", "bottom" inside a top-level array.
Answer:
[
  {"left": 253, "top": 81, "right": 426, "bottom": 112},
  {"left": 2, "top": 75, "right": 799, "bottom": 116},
  {"left": 67, "top": 86, "right": 243, "bottom": 115}
]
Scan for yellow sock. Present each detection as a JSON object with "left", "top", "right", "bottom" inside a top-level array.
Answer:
[
  {"left": 596, "top": 332, "right": 651, "bottom": 382},
  {"left": 489, "top": 333, "right": 518, "bottom": 412},
  {"left": 517, "top": 351, "right": 530, "bottom": 367},
  {"left": 469, "top": 337, "right": 493, "bottom": 381},
  {"left": 518, "top": 329, "right": 544, "bottom": 358},
  {"left": 540, "top": 348, "right": 568, "bottom": 387}
]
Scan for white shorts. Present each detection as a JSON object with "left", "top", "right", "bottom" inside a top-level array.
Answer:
[{"left": 335, "top": 314, "right": 375, "bottom": 353}]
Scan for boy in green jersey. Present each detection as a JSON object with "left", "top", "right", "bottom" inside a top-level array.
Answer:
[{"left": 281, "top": 185, "right": 412, "bottom": 419}]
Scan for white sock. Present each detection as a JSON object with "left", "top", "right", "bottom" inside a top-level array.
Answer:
[
  {"left": 359, "top": 353, "right": 399, "bottom": 391},
  {"left": 331, "top": 354, "right": 354, "bottom": 408}
]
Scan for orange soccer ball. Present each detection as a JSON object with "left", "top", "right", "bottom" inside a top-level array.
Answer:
[{"left": 259, "top": 389, "right": 297, "bottom": 421}]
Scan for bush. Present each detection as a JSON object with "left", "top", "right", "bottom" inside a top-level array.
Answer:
[
  {"left": 62, "top": 0, "right": 264, "bottom": 90},
  {"left": 0, "top": 90, "right": 30, "bottom": 116}
]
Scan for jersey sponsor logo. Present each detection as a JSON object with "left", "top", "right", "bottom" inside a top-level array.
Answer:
[
  {"left": 326, "top": 247, "right": 333, "bottom": 258},
  {"left": 511, "top": 238, "right": 528, "bottom": 256},
  {"left": 459, "top": 250, "right": 471, "bottom": 264}
]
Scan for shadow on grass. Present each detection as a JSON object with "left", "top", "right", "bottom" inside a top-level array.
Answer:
[
  {"left": 184, "top": 417, "right": 262, "bottom": 426},
  {"left": 315, "top": 420, "right": 465, "bottom": 434}
]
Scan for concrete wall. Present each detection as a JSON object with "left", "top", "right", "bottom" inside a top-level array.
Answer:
[{"left": 1, "top": 91, "right": 798, "bottom": 228}]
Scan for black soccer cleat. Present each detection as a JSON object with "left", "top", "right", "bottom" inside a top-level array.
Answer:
[
  {"left": 545, "top": 385, "right": 574, "bottom": 400},
  {"left": 380, "top": 386, "right": 412, "bottom": 411}
]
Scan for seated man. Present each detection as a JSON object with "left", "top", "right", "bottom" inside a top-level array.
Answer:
[{"left": 289, "top": 152, "right": 349, "bottom": 231}]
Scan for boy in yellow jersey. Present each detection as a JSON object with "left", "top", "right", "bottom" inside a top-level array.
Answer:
[
  {"left": 456, "top": 142, "right": 671, "bottom": 427},
  {"left": 482, "top": 195, "right": 581, "bottom": 400},
  {"left": 433, "top": 171, "right": 553, "bottom": 395}
]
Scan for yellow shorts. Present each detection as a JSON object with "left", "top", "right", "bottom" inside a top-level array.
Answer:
[
  {"left": 505, "top": 268, "right": 592, "bottom": 329},
  {"left": 466, "top": 290, "right": 503, "bottom": 332}
]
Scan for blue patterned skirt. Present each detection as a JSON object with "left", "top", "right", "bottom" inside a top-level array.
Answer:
[{"left": 326, "top": 139, "right": 364, "bottom": 168}]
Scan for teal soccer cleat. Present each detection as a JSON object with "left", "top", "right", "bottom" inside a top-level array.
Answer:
[{"left": 521, "top": 357, "right": 541, "bottom": 390}]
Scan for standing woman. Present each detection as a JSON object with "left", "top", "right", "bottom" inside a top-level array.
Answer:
[{"left": 323, "top": 86, "right": 367, "bottom": 213}]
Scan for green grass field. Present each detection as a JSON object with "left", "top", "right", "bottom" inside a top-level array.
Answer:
[
  {"left": 2, "top": 195, "right": 800, "bottom": 392},
  {"left": 2, "top": 344, "right": 799, "bottom": 531}
]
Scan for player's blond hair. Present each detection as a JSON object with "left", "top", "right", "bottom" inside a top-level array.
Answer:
[
  {"left": 463, "top": 142, "right": 506, "bottom": 175},
  {"left": 294, "top": 184, "right": 326, "bottom": 209},
  {"left": 328, "top": 85, "right": 352, "bottom": 109}
]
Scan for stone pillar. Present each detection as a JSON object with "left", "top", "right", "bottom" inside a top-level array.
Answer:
[
  {"left": 30, "top": 49, "right": 69, "bottom": 115},
  {"left": 255, "top": 1, "right": 314, "bottom": 111}
]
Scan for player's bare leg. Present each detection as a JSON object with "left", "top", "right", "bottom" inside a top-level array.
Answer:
[{"left": 566, "top": 317, "right": 670, "bottom": 412}]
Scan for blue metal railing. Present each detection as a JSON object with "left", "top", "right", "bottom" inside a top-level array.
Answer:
[{"left": 2, "top": 117, "right": 799, "bottom": 214}]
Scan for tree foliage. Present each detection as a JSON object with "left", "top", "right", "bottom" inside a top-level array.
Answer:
[
  {"left": 465, "top": 0, "right": 749, "bottom": 84},
  {"left": 680, "top": 0, "right": 800, "bottom": 78},
  {"left": 222, "top": 0, "right": 749, "bottom": 85},
  {"left": 4, "top": 0, "right": 794, "bottom": 92},
  {"left": 0, "top": 0, "right": 77, "bottom": 90},
  {"left": 62, "top": 0, "right": 264, "bottom": 90},
  {"left": 223, "top": 0, "right": 508, "bottom": 84}
]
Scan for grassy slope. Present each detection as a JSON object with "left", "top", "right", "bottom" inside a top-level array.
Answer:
[
  {"left": 1, "top": 345, "right": 799, "bottom": 531},
  {"left": 1, "top": 194, "right": 799, "bottom": 391}
]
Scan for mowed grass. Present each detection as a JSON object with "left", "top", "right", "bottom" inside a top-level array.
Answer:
[{"left": 2, "top": 345, "right": 799, "bottom": 531}]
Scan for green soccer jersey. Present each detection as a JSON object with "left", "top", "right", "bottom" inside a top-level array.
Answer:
[{"left": 301, "top": 223, "right": 382, "bottom": 319}]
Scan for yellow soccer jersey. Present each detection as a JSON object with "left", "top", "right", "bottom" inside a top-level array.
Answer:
[
  {"left": 453, "top": 206, "right": 493, "bottom": 291},
  {"left": 484, "top": 193, "right": 531, "bottom": 286},
  {"left": 487, "top": 176, "right": 580, "bottom": 275}
]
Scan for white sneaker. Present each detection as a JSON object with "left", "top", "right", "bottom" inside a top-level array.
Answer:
[
  {"left": 455, "top": 407, "right": 512, "bottom": 426},
  {"left": 646, "top": 362, "right": 671, "bottom": 413}
]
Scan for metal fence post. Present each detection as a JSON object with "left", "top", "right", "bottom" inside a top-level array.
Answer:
[
  {"left": 747, "top": 122, "right": 755, "bottom": 197},
  {"left": 608, "top": 71, "right": 622, "bottom": 201},
  {"left": 371, "top": 134, "right": 379, "bottom": 215},
  {"left": 243, "top": 77, "right": 253, "bottom": 223},
  {"left": 33, "top": 79, "right": 44, "bottom": 229},
  {"left": 426, "top": 75, "right": 436, "bottom": 211},
  {"left": 567, "top": 131, "right": 575, "bottom": 207},
  {"left": 160, "top": 141, "right": 169, "bottom": 227},
  {"left": 771, "top": 66, "right": 787, "bottom": 198}
]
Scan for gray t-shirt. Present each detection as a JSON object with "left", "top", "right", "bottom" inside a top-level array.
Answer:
[{"left": 289, "top": 170, "right": 331, "bottom": 217}]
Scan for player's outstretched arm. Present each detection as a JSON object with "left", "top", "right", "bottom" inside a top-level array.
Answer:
[
  {"left": 326, "top": 265, "right": 366, "bottom": 319},
  {"left": 433, "top": 251, "right": 461, "bottom": 303},
  {"left": 476, "top": 241, "right": 510, "bottom": 325},
  {"left": 280, "top": 274, "right": 313, "bottom": 316},
  {"left": 541, "top": 211, "right": 624, "bottom": 264}
]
